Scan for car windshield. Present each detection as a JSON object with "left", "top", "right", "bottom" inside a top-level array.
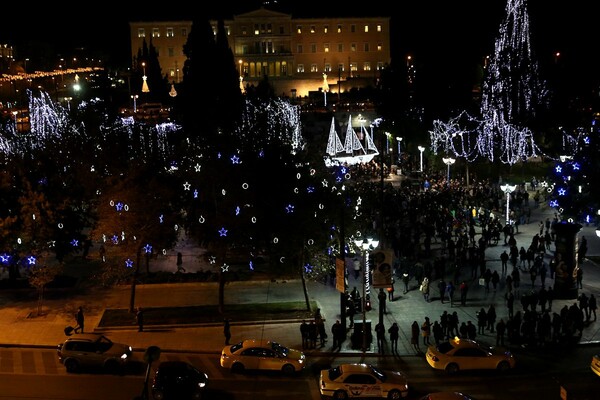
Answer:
[
  {"left": 437, "top": 341, "right": 455, "bottom": 354},
  {"left": 270, "top": 341, "right": 289, "bottom": 356},
  {"left": 328, "top": 366, "right": 343, "bottom": 380},
  {"left": 96, "top": 336, "right": 114, "bottom": 352},
  {"left": 369, "top": 365, "right": 386, "bottom": 382}
]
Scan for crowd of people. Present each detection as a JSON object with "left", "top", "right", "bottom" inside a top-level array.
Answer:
[{"left": 303, "top": 168, "right": 596, "bottom": 354}]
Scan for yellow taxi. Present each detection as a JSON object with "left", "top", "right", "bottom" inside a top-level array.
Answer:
[
  {"left": 591, "top": 354, "right": 600, "bottom": 377},
  {"left": 319, "top": 363, "right": 409, "bottom": 399},
  {"left": 425, "top": 337, "right": 515, "bottom": 374},
  {"left": 220, "top": 339, "right": 305, "bottom": 375}
]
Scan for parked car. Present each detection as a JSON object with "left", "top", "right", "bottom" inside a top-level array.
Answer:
[
  {"left": 591, "top": 353, "right": 600, "bottom": 377},
  {"left": 319, "top": 363, "right": 409, "bottom": 399},
  {"left": 419, "top": 392, "right": 476, "bottom": 400},
  {"left": 57, "top": 333, "right": 132, "bottom": 373},
  {"left": 425, "top": 337, "right": 515, "bottom": 374},
  {"left": 220, "top": 339, "right": 305, "bottom": 375},
  {"left": 151, "top": 360, "right": 208, "bottom": 400}
]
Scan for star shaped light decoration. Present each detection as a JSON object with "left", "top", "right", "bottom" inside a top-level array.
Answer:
[
  {"left": 230, "top": 154, "right": 240, "bottom": 164},
  {"left": 218, "top": 227, "right": 228, "bottom": 237},
  {"left": 221, "top": 264, "right": 229, "bottom": 272},
  {"left": 208, "top": 255, "right": 217, "bottom": 265},
  {"left": 549, "top": 200, "right": 559, "bottom": 208},
  {"left": 125, "top": 259, "right": 134, "bottom": 268},
  {"left": 183, "top": 182, "right": 191, "bottom": 191},
  {"left": 159, "top": 214, "right": 164, "bottom": 223},
  {"left": 304, "top": 263, "right": 313, "bottom": 273},
  {"left": 558, "top": 188, "right": 566, "bottom": 196},
  {"left": 0, "top": 254, "right": 10, "bottom": 264},
  {"left": 144, "top": 244, "right": 153, "bottom": 254},
  {"left": 555, "top": 165, "right": 562, "bottom": 173},
  {"left": 235, "top": 206, "right": 240, "bottom": 216},
  {"left": 115, "top": 202, "right": 124, "bottom": 211},
  {"left": 70, "top": 239, "right": 79, "bottom": 247},
  {"left": 194, "top": 163, "right": 201, "bottom": 172},
  {"left": 285, "top": 204, "right": 295, "bottom": 213},
  {"left": 27, "top": 256, "right": 36, "bottom": 265}
]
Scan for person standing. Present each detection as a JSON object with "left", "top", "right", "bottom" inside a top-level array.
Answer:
[
  {"left": 421, "top": 317, "right": 431, "bottom": 346},
  {"left": 300, "top": 320, "right": 309, "bottom": 349},
  {"left": 589, "top": 294, "right": 597, "bottom": 322},
  {"left": 496, "top": 318, "right": 506, "bottom": 346},
  {"left": 410, "top": 321, "right": 421, "bottom": 354},
  {"left": 459, "top": 281, "right": 468, "bottom": 306},
  {"left": 136, "top": 307, "right": 145, "bottom": 332},
  {"left": 378, "top": 288, "right": 387, "bottom": 314},
  {"left": 74, "top": 306, "right": 84, "bottom": 334},
  {"left": 331, "top": 320, "right": 343, "bottom": 351},
  {"left": 223, "top": 318, "right": 231, "bottom": 345},
  {"left": 388, "top": 322, "right": 399, "bottom": 354},
  {"left": 176, "top": 251, "right": 185, "bottom": 272},
  {"left": 421, "top": 277, "right": 430, "bottom": 302}
]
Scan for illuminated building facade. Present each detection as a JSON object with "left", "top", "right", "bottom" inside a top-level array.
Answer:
[{"left": 130, "top": 7, "right": 390, "bottom": 97}]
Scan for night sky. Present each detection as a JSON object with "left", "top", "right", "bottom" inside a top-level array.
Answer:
[{"left": 1, "top": 1, "right": 598, "bottom": 98}]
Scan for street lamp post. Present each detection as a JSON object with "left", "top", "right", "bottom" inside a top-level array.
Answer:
[
  {"left": 11, "top": 111, "right": 18, "bottom": 131},
  {"left": 442, "top": 157, "right": 456, "bottom": 185},
  {"left": 131, "top": 94, "right": 139, "bottom": 113},
  {"left": 418, "top": 146, "right": 425, "bottom": 172},
  {"left": 354, "top": 237, "right": 379, "bottom": 354},
  {"left": 500, "top": 184, "right": 517, "bottom": 225}
]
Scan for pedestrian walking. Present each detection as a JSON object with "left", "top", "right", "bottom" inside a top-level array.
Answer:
[
  {"left": 402, "top": 272, "right": 410, "bottom": 294},
  {"left": 410, "top": 321, "right": 421, "bottom": 354},
  {"left": 308, "top": 321, "right": 318, "bottom": 349},
  {"left": 136, "top": 307, "right": 145, "bottom": 332},
  {"left": 74, "top": 306, "right": 84, "bottom": 334},
  {"left": 388, "top": 322, "right": 399, "bottom": 354},
  {"left": 300, "top": 320, "right": 309, "bottom": 349},
  {"left": 432, "top": 321, "right": 444, "bottom": 345},
  {"left": 375, "top": 322, "right": 386, "bottom": 354},
  {"left": 388, "top": 279, "right": 395, "bottom": 301},
  {"left": 223, "top": 318, "right": 231, "bottom": 345},
  {"left": 346, "top": 299, "right": 356, "bottom": 329},
  {"left": 353, "top": 257, "right": 361, "bottom": 279}
]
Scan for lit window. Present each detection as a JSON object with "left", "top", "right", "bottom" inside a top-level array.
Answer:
[
  {"left": 364, "top": 25, "right": 369, "bottom": 33},
  {"left": 152, "top": 28, "right": 160, "bottom": 38},
  {"left": 351, "top": 43, "right": 356, "bottom": 52},
  {"left": 181, "top": 28, "right": 187, "bottom": 37},
  {"left": 324, "top": 25, "right": 329, "bottom": 33},
  {"left": 297, "top": 64, "right": 305, "bottom": 73},
  {"left": 137, "top": 28, "right": 145, "bottom": 38},
  {"left": 166, "top": 27, "right": 174, "bottom": 37},
  {"left": 297, "top": 25, "right": 302, "bottom": 34},
  {"left": 338, "top": 63, "right": 344, "bottom": 72},
  {"left": 337, "top": 25, "right": 342, "bottom": 33},
  {"left": 324, "top": 43, "right": 330, "bottom": 53},
  {"left": 350, "top": 63, "right": 357, "bottom": 72},
  {"left": 377, "top": 25, "right": 382, "bottom": 32},
  {"left": 377, "top": 62, "right": 384, "bottom": 70},
  {"left": 310, "top": 25, "right": 316, "bottom": 33},
  {"left": 267, "top": 23, "right": 272, "bottom": 33},
  {"left": 311, "top": 64, "right": 318, "bottom": 72},
  {"left": 377, "top": 43, "right": 382, "bottom": 51},
  {"left": 363, "top": 62, "right": 371, "bottom": 71},
  {"left": 255, "top": 24, "right": 260, "bottom": 35},
  {"left": 169, "top": 69, "right": 175, "bottom": 77},
  {"left": 325, "top": 63, "right": 331, "bottom": 72},
  {"left": 242, "top": 26, "right": 247, "bottom": 35}
]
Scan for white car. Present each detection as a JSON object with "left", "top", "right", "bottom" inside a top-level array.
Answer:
[
  {"left": 220, "top": 339, "right": 305, "bottom": 375},
  {"left": 319, "top": 363, "right": 409, "bottom": 399}
]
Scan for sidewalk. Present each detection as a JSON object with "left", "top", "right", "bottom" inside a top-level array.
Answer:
[{"left": 0, "top": 200, "right": 599, "bottom": 356}]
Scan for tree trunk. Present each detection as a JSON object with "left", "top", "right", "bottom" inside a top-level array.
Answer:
[{"left": 37, "top": 286, "right": 44, "bottom": 316}]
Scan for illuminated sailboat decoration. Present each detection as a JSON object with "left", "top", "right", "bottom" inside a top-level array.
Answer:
[{"left": 324, "top": 115, "right": 379, "bottom": 166}]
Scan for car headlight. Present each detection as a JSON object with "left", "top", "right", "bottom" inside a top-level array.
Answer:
[
  {"left": 121, "top": 353, "right": 129, "bottom": 360},
  {"left": 298, "top": 359, "right": 304, "bottom": 364}
]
